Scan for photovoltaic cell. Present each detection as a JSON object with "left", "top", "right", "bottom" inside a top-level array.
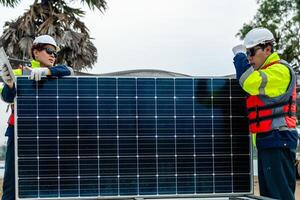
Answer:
[{"left": 15, "top": 77, "right": 251, "bottom": 199}]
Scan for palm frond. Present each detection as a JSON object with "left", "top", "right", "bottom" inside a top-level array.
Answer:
[
  {"left": 79, "top": 0, "right": 107, "bottom": 12},
  {"left": 0, "top": 1, "right": 103, "bottom": 71},
  {"left": 0, "top": 0, "right": 21, "bottom": 7},
  {"left": 18, "top": 36, "right": 33, "bottom": 57}
]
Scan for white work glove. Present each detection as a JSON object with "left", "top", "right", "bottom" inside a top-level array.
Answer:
[
  {"left": 29, "top": 68, "right": 50, "bottom": 81},
  {"left": 0, "top": 64, "right": 14, "bottom": 87},
  {"left": 232, "top": 44, "right": 246, "bottom": 56}
]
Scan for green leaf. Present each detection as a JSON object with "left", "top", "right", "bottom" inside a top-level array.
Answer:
[{"left": 237, "top": 0, "right": 300, "bottom": 67}]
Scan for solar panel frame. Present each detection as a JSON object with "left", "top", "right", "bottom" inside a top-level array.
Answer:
[{"left": 15, "top": 76, "right": 253, "bottom": 200}]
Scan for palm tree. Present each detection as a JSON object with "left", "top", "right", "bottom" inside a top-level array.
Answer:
[{"left": 0, "top": 0, "right": 107, "bottom": 71}]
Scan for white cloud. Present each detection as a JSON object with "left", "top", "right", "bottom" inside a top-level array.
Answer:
[{"left": 82, "top": 0, "right": 257, "bottom": 75}]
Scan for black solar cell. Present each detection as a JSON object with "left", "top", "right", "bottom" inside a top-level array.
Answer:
[{"left": 16, "top": 77, "right": 251, "bottom": 199}]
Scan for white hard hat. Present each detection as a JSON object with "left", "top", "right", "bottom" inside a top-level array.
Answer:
[
  {"left": 33, "top": 35, "right": 59, "bottom": 51},
  {"left": 244, "top": 28, "right": 275, "bottom": 48}
]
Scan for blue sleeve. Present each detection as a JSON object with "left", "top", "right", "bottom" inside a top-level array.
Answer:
[
  {"left": 233, "top": 53, "right": 252, "bottom": 80},
  {"left": 1, "top": 84, "right": 16, "bottom": 103},
  {"left": 49, "top": 65, "right": 71, "bottom": 77}
]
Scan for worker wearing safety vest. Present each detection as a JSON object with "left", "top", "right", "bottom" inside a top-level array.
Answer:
[
  {"left": 0, "top": 35, "right": 73, "bottom": 200},
  {"left": 232, "top": 28, "right": 297, "bottom": 200}
]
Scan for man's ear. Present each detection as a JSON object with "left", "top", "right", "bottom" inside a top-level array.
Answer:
[
  {"left": 264, "top": 45, "right": 272, "bottom": 54},
  {"left": 33, "top": 49, "right": 39, "bottom": 59}
]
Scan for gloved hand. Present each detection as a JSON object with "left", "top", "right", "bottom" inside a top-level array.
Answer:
[
  {"left": 232, "top": 44, "right": 246, "bottom": 55},
  {"left": 29, "top": 68, "right": 50, "bottom": 81},
  {"left": 0, "top": 64, "right": 14, "bottom": 88}
]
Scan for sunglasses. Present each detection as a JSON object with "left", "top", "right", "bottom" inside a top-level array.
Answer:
[
  {"left": 42, "top": 48, "right": 57, "bottom": 58},
  {"left": 246, "top": 46, "right": 264, "bottom": 57}
]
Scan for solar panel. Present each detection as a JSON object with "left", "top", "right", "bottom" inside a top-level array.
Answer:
[{"left": 15, "top": 76, "right": 252, "bottom": 199}]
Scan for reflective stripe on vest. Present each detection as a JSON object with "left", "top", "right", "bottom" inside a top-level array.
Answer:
[{"left": 246, "top": 60, "right": 297, "bottom": 133}]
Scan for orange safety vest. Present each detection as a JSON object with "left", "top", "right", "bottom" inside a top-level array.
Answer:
[
  {"left": 8, "top": 105, "right": 14, "bottom": 126},
  {"left": 246, "top": 60, "right": 297, "bottom": 133}
]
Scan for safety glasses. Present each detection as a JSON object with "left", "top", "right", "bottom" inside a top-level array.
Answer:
[
  {"left": 43, "top": 48, "right": 57, "bottom": 58},
  {"left": 246, "top": 46, "right": 263, "bottom": 57}
]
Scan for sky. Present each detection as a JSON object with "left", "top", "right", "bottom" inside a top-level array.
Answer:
[{"left": 0, "top": 0, "right": 258, "bottom": 144}]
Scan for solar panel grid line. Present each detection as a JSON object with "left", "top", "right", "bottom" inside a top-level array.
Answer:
[
  {"left": 15, "top": 77, "right": 251, "bottom": 199},
  {"left": 135, "top": 78, "right": 140, "bottom": 195},
  {"left": 16, "top": 105, "right": 245, "bottom": 118},
  {"left": 96, "top": 78, "right": 100, "bottom": 196},
  {"left": 140, "top": 78, "right": 151, "bottom": 196},
  {"left": 173, "top": 79, "right": 178, "bottom": 195},
  {"left": 57, "top": 81, "right": 61, "bottom": 197},
  {"left": 36, "top": 82, "right": 40, "bottom": 198},
  {"left": 210, "top": 79, "right": 215, "bottom": 194},
  {"left": 115, "top": 78, "right": 120, "bottom": 196},
  {"left": 14, "top": 114, "right": 20, "bottom": 200},
  {"left": 76, "top": 78, "right": 80, "bottom": 197},
  {"left": 192, "top": 78, "right": 196, "bottom": 194},
  {"left": 229, "top": 79, "right": 233, "bottom": 193},
  {"left": 154, "top": 79, "right": 159, "bottom": 195},
  {"left": 56, "top": 79, "right": 61, "bottom": 197}
]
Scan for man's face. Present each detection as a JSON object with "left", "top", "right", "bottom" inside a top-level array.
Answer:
[
  {"left": 246, "top": 45, "right": 270, "bottom": 70},
  {"left": 33, "top": 44, "right": 57, "bottom": 67}
]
